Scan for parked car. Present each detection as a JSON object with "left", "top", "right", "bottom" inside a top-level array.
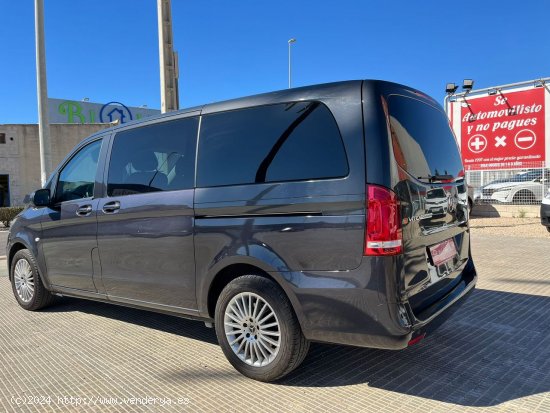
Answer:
[
  {"left": 541, "top": 188, "right": 550, "bottom": 232},
  {"left": 478, "top": 169, "right": 550, "bottom": 204},
  {"left": 6, "top": 80, "right": 477, "bottom": 382},
  {"left": 425, "top": 188, "right": 448, "bottom": 215}
]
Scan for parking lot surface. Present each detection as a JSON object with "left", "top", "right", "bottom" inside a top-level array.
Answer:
[{"left": 0, "top": 229, "right": 549, "bottom": 412}]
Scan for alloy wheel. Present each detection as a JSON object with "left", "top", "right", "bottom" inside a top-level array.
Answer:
[
  {"left": 224, "top": 292, "right": 281, "bottom": 367},
  {"left": 13, "top": 259, "right": 35, "bottom": 303}
]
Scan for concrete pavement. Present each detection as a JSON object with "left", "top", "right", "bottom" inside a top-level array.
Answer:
[{"left": 0, "top": 232, "right": 548, "bottom": 412}]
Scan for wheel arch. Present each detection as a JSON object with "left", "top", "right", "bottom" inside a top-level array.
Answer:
[
  {"left": 512, "top": 188, "right": 536, "bottom": 203},
  {"left": 7, "top": 241, "right": 30, "bottom": 281},
  {"left": 203, "top": 262, "right": 306, "bottom": 330}
]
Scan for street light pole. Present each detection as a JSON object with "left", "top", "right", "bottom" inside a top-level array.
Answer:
[
  {"left": 34, "top": 0, "right": 52, "bottom": 186},
  {"left": 288, "top": 38, "right": 296, "bottom": 89},
  {"left": 157, "top": 0, "right": 179, "bottom": 113}
]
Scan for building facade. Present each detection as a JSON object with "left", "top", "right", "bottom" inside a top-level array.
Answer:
[{"left": 0, "top": 123, "right": 107, "bottom": 206}]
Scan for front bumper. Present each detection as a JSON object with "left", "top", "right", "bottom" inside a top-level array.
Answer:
[{"left": 490, "top": 190, "right": 513, "bottom": 203}]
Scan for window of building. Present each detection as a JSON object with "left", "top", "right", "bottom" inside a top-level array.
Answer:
[
  {"left": 0, "top": 175, "right": 10, "bottom": 207},
  {"left": 55, "top": 139, "right": 102, "bottom": 203},
  {"left": 197, "top": 101, "right": 348, "bottom": 187},
  {"left": 0, "top": 133, "right": 6, "bottom": 144},
  {"left": 107, "top": 117, "right": 198, "bottom": 197}
]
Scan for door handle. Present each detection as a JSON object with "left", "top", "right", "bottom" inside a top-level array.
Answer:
[
  {"left": 76, "top": 205, "right": 93, "bottom": 216},
  {"left": 102, "top": 201, "right": 120, "bottom": 214}
]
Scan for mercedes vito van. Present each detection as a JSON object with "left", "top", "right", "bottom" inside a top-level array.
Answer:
[{"left": 6, "top": 80, "right": 477, "bottom": 382}]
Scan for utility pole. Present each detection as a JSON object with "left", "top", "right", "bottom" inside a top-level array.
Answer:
[
  {"left": 157, "top": 0, "right": 179, "bottom": 113},
  {"left": 35, "top": 0, "right": 52, "bottom": 185}
]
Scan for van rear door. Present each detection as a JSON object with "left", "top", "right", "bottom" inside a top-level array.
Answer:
[{"left": 365, "top": 82, "right": 472, "bottom": 318}]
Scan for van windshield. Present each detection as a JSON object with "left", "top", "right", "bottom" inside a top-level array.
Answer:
[{"left": 387, "top": 95, "right": 463, "bottom": 182}]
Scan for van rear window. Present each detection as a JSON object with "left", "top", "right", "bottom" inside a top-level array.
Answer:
[{"left": 387, "top": 95, "right": 463, "bottom": 181}]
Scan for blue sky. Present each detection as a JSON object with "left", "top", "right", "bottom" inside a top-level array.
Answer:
[{"left": 1, "top": 0, "right": 549, "bottom": 123}]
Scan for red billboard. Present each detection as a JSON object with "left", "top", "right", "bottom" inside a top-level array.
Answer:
[{"left": 458, "top": 88, "right": 545, "bottom": 170}]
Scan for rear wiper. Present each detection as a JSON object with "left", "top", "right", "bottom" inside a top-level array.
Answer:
[{"left": 417, "top": 174, "right": 454, "bottom": 183}]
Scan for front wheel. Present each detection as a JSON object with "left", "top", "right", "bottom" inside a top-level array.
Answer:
[
  {"left": 10, "top": 249, "right": 56, "bottom": 311},
  {"left": 214, "top": 275, "right": 309, "bottom": 382}
]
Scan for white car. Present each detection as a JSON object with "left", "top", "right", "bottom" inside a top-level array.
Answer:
[
  {"left": 478, "top": 169, "right": 550, "bottom": 204},
  {"left": 425, "top": 188, "right": 448, "bottom": 215}
]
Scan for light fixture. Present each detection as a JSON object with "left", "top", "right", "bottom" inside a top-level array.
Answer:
[
  {"left": 488, "top": 88, "right": 498, "bottom": 95},
  {"left": 82, "top": 97, "right": 90, "bottom": 102},
  {"left": 446, "top": 83, "right": 458, "bottom": 95},
  {"left": 534, "top": 79, "right": 545, "bottom": 88},
  {"left": 462, "top": 79, "right": 474, "bottom": 92}
]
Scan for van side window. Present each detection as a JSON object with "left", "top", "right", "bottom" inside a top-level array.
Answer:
[
  {"left": 107, "top": 117, "right": 198, "bottom": 197},
  {"left": 197, "top": 102, "right": 348, "bottom": 187},
  {"left": 55, "top": 139, "right": 102, "bottom": 203}
]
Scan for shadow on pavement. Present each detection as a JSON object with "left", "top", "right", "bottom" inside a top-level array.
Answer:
[
  {"left": 44, "top": 288, "right": 549, "bottom": 407},
  {"left": 44, "top": 297, "right": 218, "bottom": 345},
  {"left": 280, "top": 288, "right": 550, "bottom": 407}
]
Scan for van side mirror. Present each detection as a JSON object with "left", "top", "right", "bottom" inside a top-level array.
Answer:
[{"left": 32, "top": 189, "right": 51, "bottom": 207}]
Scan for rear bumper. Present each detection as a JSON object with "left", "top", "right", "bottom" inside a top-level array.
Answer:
[
  {"left": 290, "top": 255, "right": 477, "bottom": 350},
  {"left": 407, "top": 260, "right": 476, "bottom": 335}
]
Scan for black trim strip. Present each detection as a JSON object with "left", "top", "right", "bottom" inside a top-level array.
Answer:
[{"left": 195, "top": 211, "right": 323, "bottom": 219}]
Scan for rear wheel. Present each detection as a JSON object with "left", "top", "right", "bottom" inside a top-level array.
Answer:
[
  {"left": 214, "top": 274, "right": 309, "bottom": 382},
  {"left": 10, "top": 249, "right": 55, "bottom": 311}
]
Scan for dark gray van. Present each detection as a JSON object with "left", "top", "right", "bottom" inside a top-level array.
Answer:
[{"left": 6, "top": 80, "right": 477, "bottom": 381}]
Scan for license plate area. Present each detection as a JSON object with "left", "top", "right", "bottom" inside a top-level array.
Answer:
[{"left": 428, "top": 238, "right": 459, "bottom": 278}]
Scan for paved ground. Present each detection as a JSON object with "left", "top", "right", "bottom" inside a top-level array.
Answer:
[
  {"left": 0, "top": 229, "right": 7, "bottom": 258},
  {"left": 469, "top": 216, "right": 549, "bottom": 239},
  {"left": 0, "top": 229, "right": 549, "bottom": 412}
]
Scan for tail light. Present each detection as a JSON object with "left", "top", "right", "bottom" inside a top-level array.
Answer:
[{"left": 365, "top": 185, "right": 403, "bottom": 256}]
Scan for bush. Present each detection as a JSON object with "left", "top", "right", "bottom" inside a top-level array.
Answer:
[{"left": 0, "top": 207, "right": 25, "bottom": 228}]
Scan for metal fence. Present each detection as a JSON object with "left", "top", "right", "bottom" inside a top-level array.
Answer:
[{"left": 466, "top": 161, "right": 549, "bottom": 205}]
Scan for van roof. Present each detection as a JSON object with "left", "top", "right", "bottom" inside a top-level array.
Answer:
[{"left": 83, "top": 79, "right": 437, "bottom": 141}]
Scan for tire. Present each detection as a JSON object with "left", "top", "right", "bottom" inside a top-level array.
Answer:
[
  {"left": 214, "top": 274, "right": 309, "bottom": 382},
  {"left": 10, "top": 249, "right": 56, "bottom": 311}
]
